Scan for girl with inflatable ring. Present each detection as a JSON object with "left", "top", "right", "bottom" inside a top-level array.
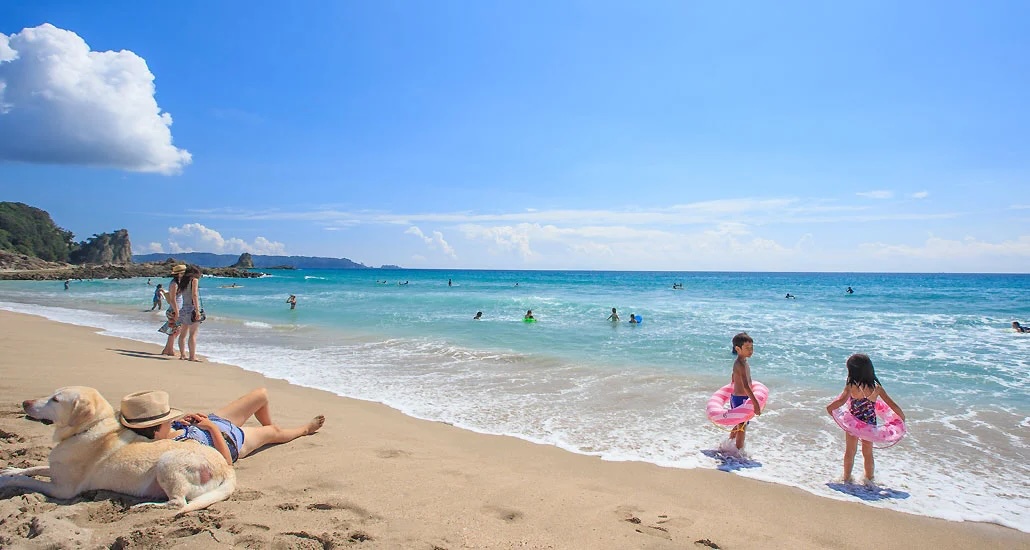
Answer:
[{"left": 826, "top": 354, "right": 906, "bottom": 484}]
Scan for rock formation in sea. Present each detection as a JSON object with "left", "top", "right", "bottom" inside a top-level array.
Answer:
[{"left": 231, "top": 252, "right": 255, "bottom": 268}]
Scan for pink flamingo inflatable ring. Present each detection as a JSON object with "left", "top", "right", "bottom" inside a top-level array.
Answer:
[
  {"left": 706, "top": 382, "right": 769, "bottom": 428},
  {"left": 830, "top": 399, "right": 907, "bottom": 448}
]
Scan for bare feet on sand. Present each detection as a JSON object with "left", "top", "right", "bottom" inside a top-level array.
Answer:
[{"left": 307, "top": 415, "right": 325, "bottom": 435}]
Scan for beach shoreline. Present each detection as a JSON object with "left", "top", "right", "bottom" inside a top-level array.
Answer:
[{"left": 0, "top": 310, "right": 1025, "bottom": 549}]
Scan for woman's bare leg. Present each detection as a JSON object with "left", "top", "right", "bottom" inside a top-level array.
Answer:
[
  {"left": 187, "top": 325, "right": 199, "bottom": 361},
  {"left": 177, "top": 325, "right": 189, "bottom": 359},
  {"left": 214, "top": 388, "right": 272, "bottom": 427},
  {"left": 161, "top": 330, "right": 177, "bottom": 356},
  {"left": 238, "top": 416, "right": 325, "bottom": 459}
]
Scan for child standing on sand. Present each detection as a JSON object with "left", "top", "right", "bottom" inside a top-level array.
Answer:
[
  {"left": 729, "top": 332, "right": 762, "bottom": 451},
  {"left": 825, "top": 354, "right": 905, "bottom": 484}
]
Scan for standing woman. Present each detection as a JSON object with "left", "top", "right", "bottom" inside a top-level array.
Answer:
[
  {"left": 177, "top": 265, "right": 204, "bottom": 361},
  {"left": 160, "top": 264, "right": 186, "bottom": 356}
]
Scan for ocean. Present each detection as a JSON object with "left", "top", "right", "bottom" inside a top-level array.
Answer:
[{"left": 1, "top": 269, "right": 1028, "bottom": 532}]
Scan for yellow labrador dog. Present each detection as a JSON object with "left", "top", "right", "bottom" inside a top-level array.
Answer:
[{"left": 0, "top": 386, "right": 235, "bottom": 514}]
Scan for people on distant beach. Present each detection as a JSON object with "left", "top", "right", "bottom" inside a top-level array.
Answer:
[
  {"left": 473, "top": 311, "right": 483, "bottom": 320},
  {"left": 846, "top": 286, "right": 854, "bottom": 294},
  {"left": 448, "top": 279, "right": 452, "bottom": 287},
  {"left": 64, "top": 279, "right": 70, "bottom": 291},
  {"left": 825, "top": 354, "right": 905, "bottom": 484},
  {"left": 147, "top": 278, "right": 152, "bottom": 286},
  {"left": 287, "top": 295, "right": 297, "bottom": 310},
  {"left": 1013, "top": 321, "right": 1030, "bottom": 333},
  {"left": 160, "top": 265, "right": 186, "bottom": 357},
  {"left": 785, "top": 293, "right": 795, "bottom": 299},
  {"left": 151, "top": 284, "right": 164, "bottom": 310},
  {"left": 629, "top": 314, "right": 639, "bottom": 324},
  {"left": 607, "top": 308, "right": 620, "bottom": 322},
  {"left": 398, "top": 281, "right": 409, "bottom": 286},
  {"left": 524, "top": 310, "right": 534, "bottom": 320},
  {"left": 729, "top": 332, "right": 761, "bottom": 452},
  {"left": 120, "top": 388, "right": 325, "bottom": 466},
  {"left": 672, "top": 282, "right": 683, "bottom": 290},
  {"left": 176, "top": 265, "right": 204, "bottom": 362}
]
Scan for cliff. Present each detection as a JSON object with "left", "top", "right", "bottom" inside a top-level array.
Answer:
[{"left": 70, "top": 229, "right": 133, "bottom": 265}]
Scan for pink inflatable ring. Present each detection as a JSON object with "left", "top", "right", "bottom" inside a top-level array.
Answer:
[
  {"left": 706, "top": 382, "right": 769, "bottom": 427},
  {"left": 830, "top": 399, "right": 907, "bottom": 448}
]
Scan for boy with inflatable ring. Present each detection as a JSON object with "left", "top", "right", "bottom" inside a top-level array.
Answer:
[{"left": 729, "top": 332, "right": 762, "bottom": 451}]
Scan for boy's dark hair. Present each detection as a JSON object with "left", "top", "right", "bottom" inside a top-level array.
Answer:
[
  {"left": 846, "top": 353, "right": 880, "bottom": 390},
  {"left": 128, "top": 425, "right": 160, "bottom": 440},
  {"left": 731, "top": 332, "right": 753, "bottom": 355}
]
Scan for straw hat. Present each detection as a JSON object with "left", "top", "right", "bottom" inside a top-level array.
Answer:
[
  {"left": 119, "top": 391, "right": 184, "bottom": 428},
  {"left": 170, "top": 264, "right": 187, "bottom": 275}
]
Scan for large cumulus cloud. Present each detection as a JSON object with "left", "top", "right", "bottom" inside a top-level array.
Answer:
[
  {"left": 147, "top": 223, "right": 286, "bottom": 255},
  {"left": 0, "top": 24, "right": 191, "bottom": 174}
]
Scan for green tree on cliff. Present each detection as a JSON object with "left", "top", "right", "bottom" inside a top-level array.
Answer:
[{"left": 0, "top": 202, "right": 77, "bottom": 262}]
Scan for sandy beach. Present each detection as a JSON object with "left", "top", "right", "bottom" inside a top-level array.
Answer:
[{"left": 0, "top": 310, "right": 1025, "bottom": 549}]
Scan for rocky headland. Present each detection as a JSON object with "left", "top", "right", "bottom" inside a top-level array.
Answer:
[{"left": 0, "top": 251, "right": 263, "bottom": 281}]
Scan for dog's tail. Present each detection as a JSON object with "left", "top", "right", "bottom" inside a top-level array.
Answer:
[{"left": 176, "top": 468, "right": 237, "bottom": 516}]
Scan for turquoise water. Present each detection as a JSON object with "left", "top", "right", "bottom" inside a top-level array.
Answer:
[{"left": 2, "top": 269, "right": 1028, "bottom": 531}]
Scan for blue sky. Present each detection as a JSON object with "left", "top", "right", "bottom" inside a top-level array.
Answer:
[{"left": 1, "top": 1, "right": 1028, "bottom": 272}]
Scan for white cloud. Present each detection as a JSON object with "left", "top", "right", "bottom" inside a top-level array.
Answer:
[
  {"left": 146, "top": 242, "right": 163, "bottom": 253},
  {"left": 0, "top": 24, "right": 190, "bottom": 174},
  {"left": 856, "top": 190, "right": 894, "bottom": 199},
  {"left": 154, "top": 223, "right": 286, "bottom": 255},
  {"left": 404, "top": 226, "right": 457, "bottom": 259},
  {"left": 860, "top": 236, "right": 1030, "bottom": 260},
  {"left": 911, "top": 191, "right": 929, "bottom": 199},
  {"left": 459, "top": 224, "right": 536, "bottom": 260}
]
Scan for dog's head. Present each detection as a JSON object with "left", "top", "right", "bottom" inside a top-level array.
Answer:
[{"left": 23, "top": 386, "right": 116, "bottom": 442}]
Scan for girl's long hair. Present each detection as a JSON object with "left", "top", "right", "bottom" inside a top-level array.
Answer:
[
  {"left": 180, "top": 265, "right": 202, "bottom": 292},
  {"left": 846, "top": 353, "right": 880, "bottom": 390}
]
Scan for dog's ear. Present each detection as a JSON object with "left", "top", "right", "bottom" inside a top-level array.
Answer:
[{"left": 67, "top": 392, "right": 96, "bottom": 429}]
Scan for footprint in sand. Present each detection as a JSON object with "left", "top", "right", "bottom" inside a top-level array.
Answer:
[
  {"left": 276, "top": 530, "right": 368, "bottom": 547},
  {"left": 482, "top": 505, "right": 523, "bottom": 523},
  {"left": 231, "top": 489, "right": 263, "bottom": 502},
  {"left": 375, "top": 448, "right": 412, "bottom": 459},
  {"left": 306, "top": 500, "right": 375, "bottom": 519},
  {"left": 616, "top": 506, "right": 674, "bottom": 540}
]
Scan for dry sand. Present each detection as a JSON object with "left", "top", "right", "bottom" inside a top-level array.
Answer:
[{"left": 0, "top": 310, "right": 1025, "bottom": 549}]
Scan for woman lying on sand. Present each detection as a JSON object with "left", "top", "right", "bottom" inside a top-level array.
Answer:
[{"left": 119, "top": 388, "right": 325, "bottom": 465}]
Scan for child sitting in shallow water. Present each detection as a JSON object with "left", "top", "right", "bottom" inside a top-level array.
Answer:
[{"left": 825, "top": 354, "right": 905, "bottom": 484}]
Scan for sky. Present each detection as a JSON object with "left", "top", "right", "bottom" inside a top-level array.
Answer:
[{"left": 1, "top": 1, "right": 1028, "bottom": 272}]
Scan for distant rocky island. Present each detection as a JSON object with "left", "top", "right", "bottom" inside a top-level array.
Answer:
[{"left": 133, "top": 252, "right": 379, "bottom": 269}]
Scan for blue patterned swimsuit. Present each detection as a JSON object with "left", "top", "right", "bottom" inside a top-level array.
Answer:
[
  {"left": 172, "top": 414, "right": 244, "bottom": 462},
  {"left": 849, "top": 397, "right": 877, "bottom": 426}
]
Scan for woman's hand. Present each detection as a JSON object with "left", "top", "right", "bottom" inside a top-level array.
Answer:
[{"left": 181, "top": 413, "right": 211, "bottom": 427}]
